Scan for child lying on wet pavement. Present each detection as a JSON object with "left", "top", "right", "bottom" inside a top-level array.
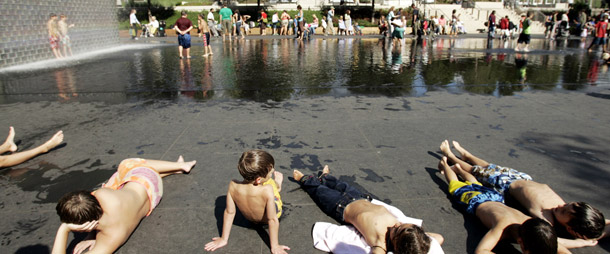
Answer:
[{"left": 294, "top": 165, "right": 444, "bottom": 254}]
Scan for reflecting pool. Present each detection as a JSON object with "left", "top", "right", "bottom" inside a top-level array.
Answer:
[{"left": 1, "top": 37, "right": 608, "bottom": 104}]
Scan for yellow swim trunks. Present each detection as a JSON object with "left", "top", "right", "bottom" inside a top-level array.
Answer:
[{"left": 263, "top": 178, "right": 283, "bottom": 218}]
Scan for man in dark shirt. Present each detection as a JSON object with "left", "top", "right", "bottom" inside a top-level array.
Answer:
[
  {"left": 174, "top": 11, "right": 193, "bottom": 59},
  {"left": 488, "top": 10, "right": 496, "bottom": 38},
  {"left": 411, "top": 4, "right": 419, "bottom": 35}
]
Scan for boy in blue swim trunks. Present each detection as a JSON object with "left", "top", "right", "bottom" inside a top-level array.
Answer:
[
  {"left": 437, "top": 156, "right": 561, "bottom": 253},
  {"left": 440, "top": 140, "right": 608, "bottom": 249}
]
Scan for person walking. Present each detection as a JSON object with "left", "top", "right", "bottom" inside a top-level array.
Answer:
[
  {"left": 387, "top": 6, "right": 395, "bottom": 38},
  {"left": 411, "top": 4, "right": 419, "bottom": 36},
  {"left": 344, "top": 10, "right": 353, "bottom": 35},
  {"left": 515, "top": 12, "right": 533, "bottom": 52},
  {"left": 325, "top": 7, "right": 335, "bottom": 36},
  {"left": 129, "top": 9, "right": 141, "bottom": 40},
  {"left": 588, "top": 14, "right": 609, "bottom": 52},
  {"left": 488, "top": 10, "right": 496, "bottom": 39},
  {"left": 280, "top": 11, "right": 290, "bottom": 35},
  {"left": 198, "top": 14, "right": 213, "bottom": 57},
  {"left": 296, "top": 5, "right": 304, "bottom": 40},
  {"left": 219, "top": 4, "right": 233, "bottom": 41},
  {"left": 207, "top": 8, "right": 219, "bottom": 37},
  {"left": 258, "top": 9, "right": 268, "bottom": 35}
]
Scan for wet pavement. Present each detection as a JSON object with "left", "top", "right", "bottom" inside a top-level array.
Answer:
[{"left": 0, "top": 37, "right": 609, "bottom": 253}]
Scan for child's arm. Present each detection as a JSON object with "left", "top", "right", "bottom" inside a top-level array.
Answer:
[
  {"left": 265, "top": 189, "right": 290, "bottom": 254},
  {"left": 204, "top": 186, "right": 236, "bottom": 252},
  {"left": 557, "top": 237, "right": 597, "bottom": 248},
  {"left": 474, "top": 226, "right": 503, "bottom": 254},
  {"left": 52, "top": 221, "right": 98, "bottom": 254}
]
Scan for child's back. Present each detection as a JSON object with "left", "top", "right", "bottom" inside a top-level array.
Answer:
[
  {"left": 229, "top": 176, "right": 280, "bottom": 222},
  {"left": 205, "top": 150, "right": 288, "bottom": 253}
]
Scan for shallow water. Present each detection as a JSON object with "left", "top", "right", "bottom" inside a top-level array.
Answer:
[{"left": 0, "top": 37, "right": 608, "bottom": 104}]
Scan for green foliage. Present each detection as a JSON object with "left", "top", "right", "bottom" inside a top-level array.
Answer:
[
  {"left": 119, "top": 10, "right": 206, "bottom": 29},
  {"left": 151, "top": 0, "right": 214, "bottom": 6},
  {"left": 118, "top": 2, "right": 175, "bottom": 22}
]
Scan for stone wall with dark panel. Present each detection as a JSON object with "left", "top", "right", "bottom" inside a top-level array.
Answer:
[{"left": 0, "top": 0, "right": 119, "bottom": 68}]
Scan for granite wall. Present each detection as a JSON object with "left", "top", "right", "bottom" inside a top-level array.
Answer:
[{"left": 0, "top": 0, "right": 119, "bottom": 68}]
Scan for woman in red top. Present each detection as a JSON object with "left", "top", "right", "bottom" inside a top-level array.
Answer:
[{"left": 258, "top": 10, "right": 268, "bottom": 35}]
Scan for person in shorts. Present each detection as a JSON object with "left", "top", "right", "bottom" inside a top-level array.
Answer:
[
  {"left": 588, "top": 14, "right": 609, "bottom": 52},
  {"left": 47, "top": 13, "right": 63, "bottom": 58},
  {"left": 219, "top": 4, "right": 233, "bottom": 41},
  {"left": 516, "top": 12, "right": 533, "bottom": 52},
  {"left": 52, "top": 156, "right": 196, "bottom": 254},
  {"left": 198, "top": 14, "right": 213, "bottom": 57},
  {"left": 439, "top": 140, "right": 608, "bottom": 248},
  {"left": 436, "top": 156, "right": 560, "bottom": 253},
  {"left": 174, "top": 11, "right": 193, "bottom": 59}
]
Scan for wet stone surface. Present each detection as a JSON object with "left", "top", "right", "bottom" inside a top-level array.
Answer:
[{"left": 0, "top": 38, "right": 609, "bottom": 253}]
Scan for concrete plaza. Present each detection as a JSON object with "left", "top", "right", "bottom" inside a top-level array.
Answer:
[{"left": 1, "top": 39, "right": 609, "bottom": 254}]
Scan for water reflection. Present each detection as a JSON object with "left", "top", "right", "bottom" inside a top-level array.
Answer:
[
  {"left": 54, "top": 68, "right": 77, "bottom": 101},
  {"left": 0, "top": 38, "right": 608, "bottom": 104}
]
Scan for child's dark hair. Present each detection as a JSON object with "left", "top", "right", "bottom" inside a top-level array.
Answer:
[
  {"left": 238, "top": 150, "right": 274, "bottom": 182},
  {"left": 56, "top": 190, "right": 103, "bottom": 224},
  {"left": 519, "top": 218, "right": 557, "bottom": 254},
  {"left": 389, "top": 224, "right": 431, "bottom": 254},
  {"left": 567, "top": 202, "right": 605, "bottom": 239}
]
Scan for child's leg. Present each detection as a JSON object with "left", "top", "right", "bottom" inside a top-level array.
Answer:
[
  {"left": 454, "top": 163, "right": 478, "bottom": 183},
  {"left": 439, "top": 140, "right": 476, "bottom": 172},
  {"left": 438, "top": 156, "right": 459, "bottom": 183},
  {"left": 0, "top": 126, "right": 17, "bottom": 153},
  {"left": 146, "top": 156, "right": 196, "bottom": 177},
  {"left": 451, "top": 141, "right": 490, "bottom": 170},
  {"left": 293, "top": 169, "right": 349, "bottom": 221},
  {"left": 0, "top": 130, "right": 63, "bottom": 168}
]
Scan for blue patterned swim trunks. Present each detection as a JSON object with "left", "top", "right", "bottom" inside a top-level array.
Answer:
[
  {"left": 472, "top": 164, "right": 532, "bottom": 196},
  {"left": 449, "top": 180, "right": 504, "bottom": 215}
]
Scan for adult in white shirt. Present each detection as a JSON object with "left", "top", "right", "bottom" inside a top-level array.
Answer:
[
  {"left": 129, "top": 9, "right": 141, "bottom": 40},
  {"left": 207, "top": 8, "right": 219, "bottom": 36}
]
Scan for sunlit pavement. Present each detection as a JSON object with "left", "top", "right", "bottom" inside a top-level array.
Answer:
[{"left": 1, "top": 37, "right": 609, "bottom": 254}]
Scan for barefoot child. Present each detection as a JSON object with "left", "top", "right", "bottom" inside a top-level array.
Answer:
[
  {"left": 52, "top": 156, "right": 196, "bottom": 254},
  {"left": 440, "top": 140, "right": 608, "bottom": 248},
  {"left": 205, "top": 150, "right": 289, "bottom": 254},
  {"left": 198, "top": 14, "right": 213, "bottom": 57},
  {"left": 0, "top": 126, "right": 64, "bottom": 168},
  {"left": 294, "top": 166, "right": 445, "bottom": 254},
  {"left": 436, "top": 154, "right": 560, "bottom": 253}
]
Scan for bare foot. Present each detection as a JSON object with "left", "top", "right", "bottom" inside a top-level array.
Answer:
[
  {"left": 3, "top": 126, "right": 17, "bottom": 152},
  {"left": 451, "top": 141, "right": 470, "bottom": 159},
  {"left": 439, "top": 140, "right": 451, "bottom": 157},
  {"left": 322, "top": 165, "right": 330, "bottom": 175},
  {"left": 41, "top": 131, "right": 64, "bottom": 153},
  {"left": 274, "top": 171, "right": 284, "bottom": 192},
  {"left": 438, "top": 156, "right": 450, "bottom": 174},
  {"left": 293, "top": 170, "right": 304, "bottom": 182},
  {"left": 177, "top": 155, "right": 196, "bottom": 173}
]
